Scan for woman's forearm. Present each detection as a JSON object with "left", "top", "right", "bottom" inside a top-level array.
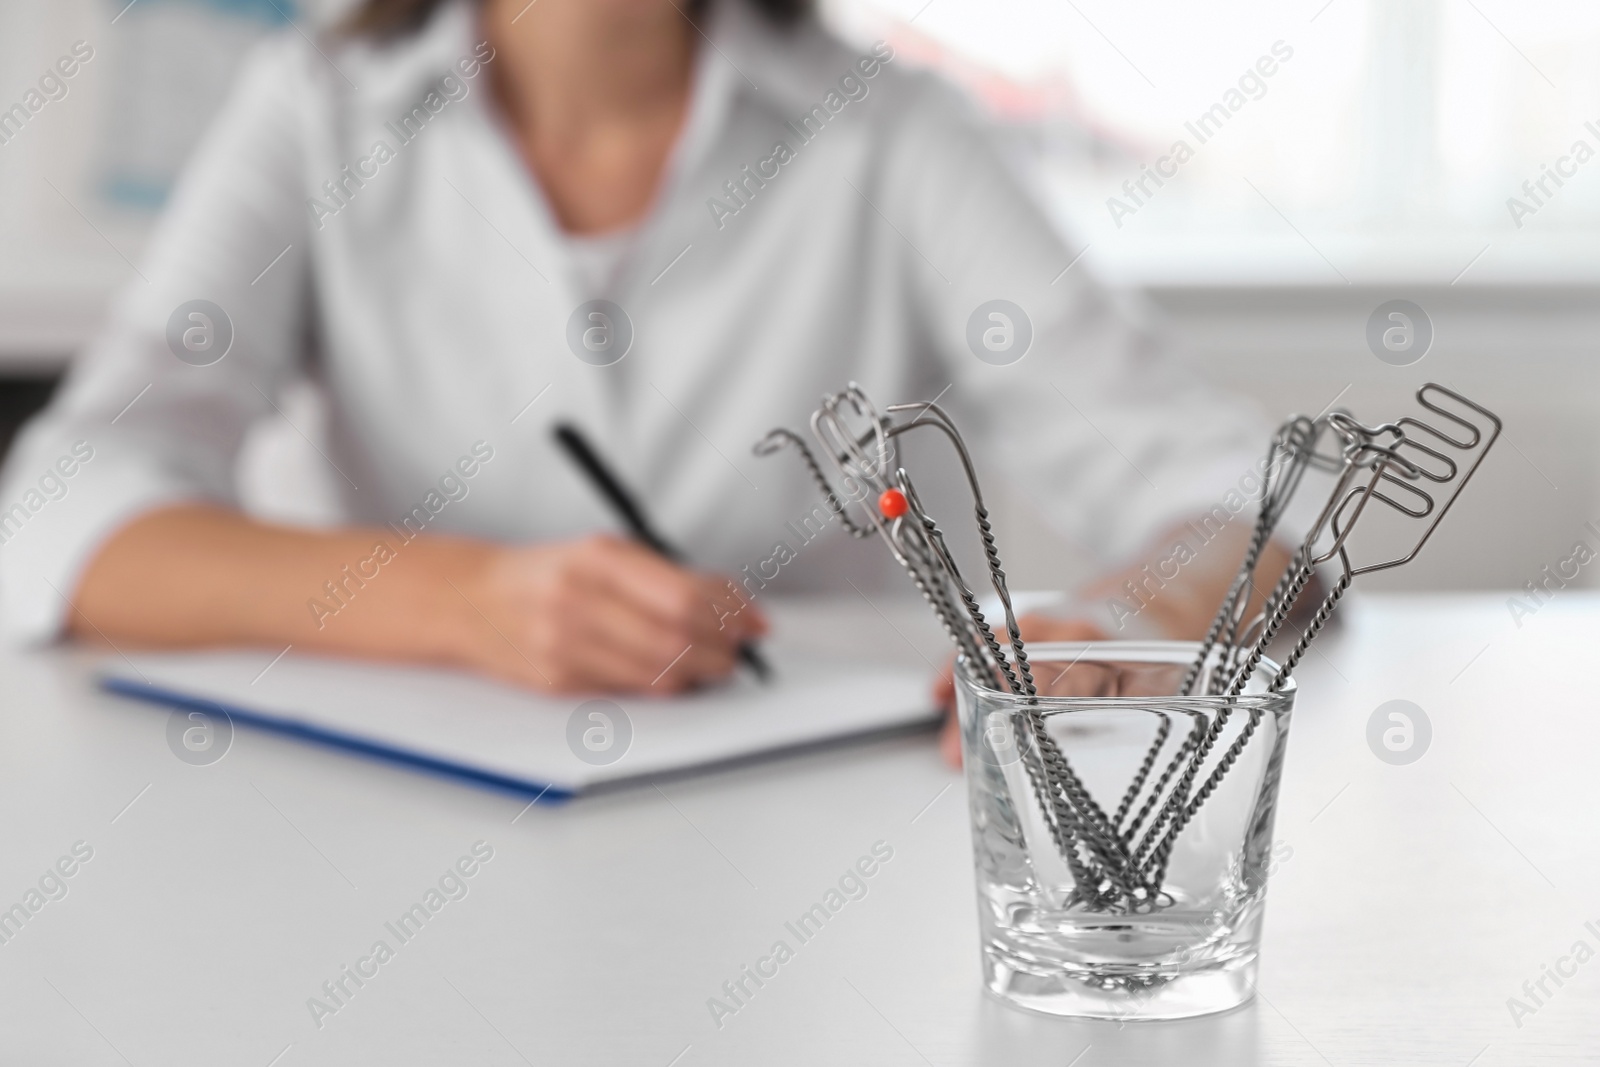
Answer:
[
  {"left": 69, "top": 504, "right": 485, "bottom": 662},
  {"left": 65, "top": 503, "right": 767, "bottom": 694}
]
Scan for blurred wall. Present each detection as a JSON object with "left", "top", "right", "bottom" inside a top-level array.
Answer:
[{"left": 993, "top": 286, "right": 1598, "bottom": 594}]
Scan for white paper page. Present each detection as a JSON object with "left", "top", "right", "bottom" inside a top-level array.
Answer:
[{"left": 102, "top": 640, "right": 936, "bottom": 794}]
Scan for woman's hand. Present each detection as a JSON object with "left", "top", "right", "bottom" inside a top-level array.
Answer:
[
  {"left": 455, "top": 534, "right": 767, "bottom": 694},
  {"left": 933, "top": 614, "right": 1107, "bottom": 767}
]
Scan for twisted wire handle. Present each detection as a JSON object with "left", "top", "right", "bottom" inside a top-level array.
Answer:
[
  {"left": 1121, "top": 516, "right": 1272, "bottom": 840},
  {"left": 1179, "top": 426, "right": 1310, "bottom": 696},
  {"left": 963, "top": 503, "right": 1147, "bottom": 880},
  {"left": 1179, "top": 507, "right": 1276, "bottom": 696},
  {"left": 901, "top": 497, "right": 1132, "bottom": 889},
  {"left": 897, "top": 526, "right": 997, "bottom": 685},
  {"left": 1141, "top": 705, "right": 1263, "bottom": 886},
  {"left": 951, "top": 500, "right": 1145, "bottom": 897},
  {"left": 1143, "top": 570, "right": 1351, "bottom": 885},
  {"left": 973, "top": 501, "right": 1038, "bottom": 698},
  {"left": 752, "top": 429, "right": 874, "bottom": 539},
  {"left": 1119, "top": 707, "right": 1207, "bottom": 842},
  {"left": 1029, "top": 724, "right": 1145, "bottom": 896},
  {"left": 1130, "top": 435, "right": 1304, "bottom": 835},
  {"left": 1269, "top": 569, "right": 1351, "bottom": 689},
  {"left": 1132, "top": 561, "right": 1314, "bottom": 868},
  {"left": 902, "top": 493, "right": 1022, "bottom": 697},
  {"left": 1220, "top": 562, "right": 1314, "bottom": 701},
  {"left": 1112, "top": 712, "right": 1171, "bottom": 830}
]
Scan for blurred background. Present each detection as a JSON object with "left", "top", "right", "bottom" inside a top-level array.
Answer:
[{"left": 1, "top": 0, "right": 1593, "bottom": 593}]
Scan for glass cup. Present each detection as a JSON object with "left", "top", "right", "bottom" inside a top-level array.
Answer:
[{"left": 954, "top": 641, "right": 1296, "bottom": 1020}]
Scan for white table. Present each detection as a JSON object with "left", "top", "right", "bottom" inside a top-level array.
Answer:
[{"left": 0, "top": 594, "right": 1595, "bottom": 1065}]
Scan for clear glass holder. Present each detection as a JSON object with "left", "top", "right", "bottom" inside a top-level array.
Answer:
[{"left": 955, "top": 641, "right": 1296, "bottom": 1020}]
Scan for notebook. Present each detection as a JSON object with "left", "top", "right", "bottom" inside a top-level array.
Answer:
[{"left": 99, "top": 640, "right": 938, "bottom": 802}]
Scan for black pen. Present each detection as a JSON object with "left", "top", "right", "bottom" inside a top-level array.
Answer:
[{"left": 552, "top": 422, "right": 773, "bottom": 683}]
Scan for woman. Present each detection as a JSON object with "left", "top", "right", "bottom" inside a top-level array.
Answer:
[{"left": 0, "top": 0, "right": 1285, "bottom": 759}]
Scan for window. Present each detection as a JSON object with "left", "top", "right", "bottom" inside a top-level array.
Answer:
[{"left": 825, "top": 0, "right": 1600, "bottom": 284}]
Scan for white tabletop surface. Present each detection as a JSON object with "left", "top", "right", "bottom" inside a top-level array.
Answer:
[{"left": 0, "top": 593, "right": 1595, "bottom": 1066}]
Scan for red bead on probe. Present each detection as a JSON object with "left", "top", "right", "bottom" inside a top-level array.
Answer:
[{"left": 878, "top": 488, "right": 909, "bottom": 519}]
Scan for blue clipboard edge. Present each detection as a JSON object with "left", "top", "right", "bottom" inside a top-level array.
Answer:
[
  {"left": 100, "top": 674, "right": 943, "bottom": 804},
  {"left": 100, "top": 675, "right": 577, "bottom": 805}
]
